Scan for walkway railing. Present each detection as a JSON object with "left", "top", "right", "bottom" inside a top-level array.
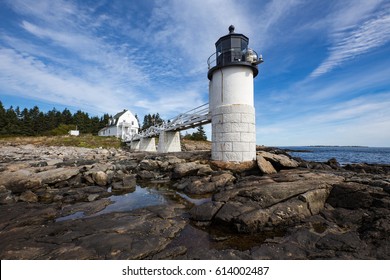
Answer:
[{"left": 130, "top": 103, "right": 211, "bottom": 141}]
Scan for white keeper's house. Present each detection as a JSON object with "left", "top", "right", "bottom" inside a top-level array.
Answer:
[{"left": 98, "top": 109, "right": 139, "bottom": 141}]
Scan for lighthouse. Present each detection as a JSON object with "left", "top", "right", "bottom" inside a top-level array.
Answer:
[{"left": 208, "top": 25, "right": 263, "bottom": 162}]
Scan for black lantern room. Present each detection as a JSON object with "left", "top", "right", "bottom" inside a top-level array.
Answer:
[{"left": 207, "top": 25, "right": 262, "bottom": 80}]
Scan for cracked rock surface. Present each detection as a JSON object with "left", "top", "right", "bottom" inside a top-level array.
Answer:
[{"left": 1, "top": 144, "right": 389, "bottom": 259}]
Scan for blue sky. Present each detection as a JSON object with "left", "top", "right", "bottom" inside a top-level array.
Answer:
[{"left": 0, "top": 0, "right": 390, "bottom": 147}]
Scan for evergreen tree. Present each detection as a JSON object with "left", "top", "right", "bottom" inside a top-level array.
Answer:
[
  {"left": 142, "top": 113, "right": 164, "bottom": 130},
  {"left": 0, "top": 100, "right": 135, "bottom": 136},
  {"left": 0, "top": 101, "right": 7, "bottom": 135},
  {"left": 134, "top": 114, "right": 140, "bottom": 127},
  {"left": 61, "top": 108, "right": 73, "bottom": 125},
  {"left": 183, "top": 125, "right": 207, "bottom": 141},
  {"left": 29, "top": 106, "right": 42, "bottom": 135},
  {"left": 5, "top": 106, "right": 19, "bottom": 135},
  {"left": 20, "top": 108, "right": 33, "bottom": 135},
  {"left": 73, "top": 110, "right": 91, "bottom": 133},
  {"left": 100, "top": 114, "right": 110, "bottom": 128},
  {"left": 196, "top": 125, "right": 207, "bottom": 141},
  {"left": 89, "top": 116, "right": 101, "bottom": 134},
  {"left": 142, "top": 114, "right": 151, "bottom": 130}
]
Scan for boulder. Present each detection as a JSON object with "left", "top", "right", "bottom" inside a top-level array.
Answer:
[
  {"left": 175, "top": 172, "right": 235, "bottom": 195},
  {"left": 184, "top": 177, "right": 214, "bottom": 195},
  {"left": 19, "top": 190, "right": 38, "bottom": 203},
  {"left": 211, "top": 173, "right": 236, "bottom": 188},
  {"left": 210, "top": 160, "right": 258, "bottom": 174},
  {"left": 92, "top": 171, "right": 108, "bottom": 186},
  {"left": 0, "top": 169, "right": 41, "bottom": 193},
  {"left": 326, "top": 183, "right": 373, "bottom": 209},
  {"left": 326, "top": 158, "right": 340, "bottom": 169},
  {"left": 197, "top": 170, "right": 343, "bottom": 232},
  {"left": 256, "top": 155, "right": 277, "bottom": 174},
  {"left": 197, "top": 165, "right": 214, "bottom": 176},
  {"left": 257, "top": 151, "right": 299, "bottom": 170},
  {"left": 112, "top": 175, "right": 137, "bottom": 193},
  {"left": 36, "top": 167, "right": 80, "bottom": 185},
  {"left": 172, "top": 162, "right": 207, "bottom": 178},
  {"left": 122, "top": 174, "right": 137, "bottom": 188},
  {"left": 138, "top": 159, "right": 161, "bottom": 171},
  {"left": 0, "top": 188, "right": 15, "bottom": 205},
  {"left": 87, "top": 194, "right": 100, "bottom": 202}
]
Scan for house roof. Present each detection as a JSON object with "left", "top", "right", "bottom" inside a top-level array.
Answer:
[
  {"left": 113, "top": 109, "right": 127, "bottom": 120},
  {"left": 112, "top": 110, "right": 127, "bottom": 125}
]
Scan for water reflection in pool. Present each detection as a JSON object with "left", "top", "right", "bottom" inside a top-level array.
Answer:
[{"left": 56, "top": 184, "right": 210, "bottom": 222}]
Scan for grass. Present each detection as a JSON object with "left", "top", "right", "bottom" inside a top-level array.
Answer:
[{"left": 0, "top": 134, "right": 123, "bottom": 149}]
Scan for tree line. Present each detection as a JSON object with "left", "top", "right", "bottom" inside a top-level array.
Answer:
[
  {"left": 0, "top": 100, "right": 207, "bottom": 140},
  {"left": 0, "top": 101, "right": 109, "bottom": 136}
]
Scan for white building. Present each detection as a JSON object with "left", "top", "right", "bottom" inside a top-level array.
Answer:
[
  {"left": 69, "top": 130, "right": 80, "bottom": 136},
  {"left": 98, "top": 110, "right": 139, "bottom": 141}
]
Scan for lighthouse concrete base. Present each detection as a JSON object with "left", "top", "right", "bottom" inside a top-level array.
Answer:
[
  {"left": 211, "top": 104, "right": 256, "bottom": 162},
  {"left": 157, "top": 131, "right": 181, "bottom": 153},
  {"left": 139, "top": 137, "right": 157, "bottom": 152}
]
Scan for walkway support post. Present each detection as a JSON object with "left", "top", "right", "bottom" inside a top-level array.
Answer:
[
  {"left": 130, "top": 140, "right": 140, "bottom": 151},
  {"left": 157, "top": 131, "right": 181, "bottom": 153},
  {"left": 139, "top": 137, "right": 157, "bottom": 152}
]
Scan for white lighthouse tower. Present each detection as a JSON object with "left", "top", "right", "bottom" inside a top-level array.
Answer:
[{"left": 208, "top": 25, "right": 263, "bottom": 162}]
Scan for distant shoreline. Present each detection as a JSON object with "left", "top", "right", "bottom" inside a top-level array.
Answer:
[{"left": 309, "top": 145, "right": 369, "bottom": 148}]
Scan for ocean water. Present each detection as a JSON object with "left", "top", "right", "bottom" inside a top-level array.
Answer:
[{"left": 282, "top": 146, "right": 390, "bottom": 165}]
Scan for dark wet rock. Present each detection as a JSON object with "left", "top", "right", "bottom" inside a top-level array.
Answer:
[
  {"left": 192, "top": 170, "right": 343, "bottom": 232},
  {"left": 60, "top": 199, "right": 113, "bottom": 217},
  {"left": 0, "top": 186, "right": 15, "bottom": 204},
  {"left": 30, "top": 161, "right": 48, "bottom": 167},
  {"left": 326, "top": 158, "right": 341, "bottom": 169},
  {"left": 112, "top": 174, "right": 137, "bottom": 193},
  {"left": 344, "top": 163, "right": 390, "bottom": 174},
  {"left": 183, "top": 176, "right": 214, "bottom": 194},
  {"left": 139, "top": 159, "right": 162, "bottom": 171},
  {"left": 137, "top": 170, "right": 159, "bottom": 180},
  {"left": 327, "top": 183, "right": 374, "bottom": 209},
  {"left": 19, "top": 190, "right": 38, "bottom": 203},
  {"left": 152, "top": 245, "right": 188, "bottom": 259},
  {"left": 189, "top": 201, "right": 224, "bottom": 221},
  {"left": 116, "top": 159, "right": 139, "bottom": 171},
  {"left": 0, "top": 202, "right": 58, "bottom": 229},
  {"left": 0, "top": 203, "right": 187, "bottom": 260},
  {"left": 174, "top": 172, "right": 235, "bottom": 195},
  {"left": 55, "top": 159, "right": 97, "bottom": 168},
  {"left": 251, "top": 241, "right": 309, "bottom": 260}
]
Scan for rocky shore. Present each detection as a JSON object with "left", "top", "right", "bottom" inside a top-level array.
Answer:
[{"left": 0, "top": 143, "right": 389, "bottom": 259}]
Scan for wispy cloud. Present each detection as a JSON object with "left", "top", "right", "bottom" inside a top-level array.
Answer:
[
  {"left": 257, "top": 92, "right": 390, "bottom": 146},
  {"left": 310, "top": 1, "right": 390, "bottom": 77},
  {"left": 1, "top": 0, "right": 299, "bottom": 116},
  {"left": 0, "top": 48, "right": 129, "bottom": 114}
]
